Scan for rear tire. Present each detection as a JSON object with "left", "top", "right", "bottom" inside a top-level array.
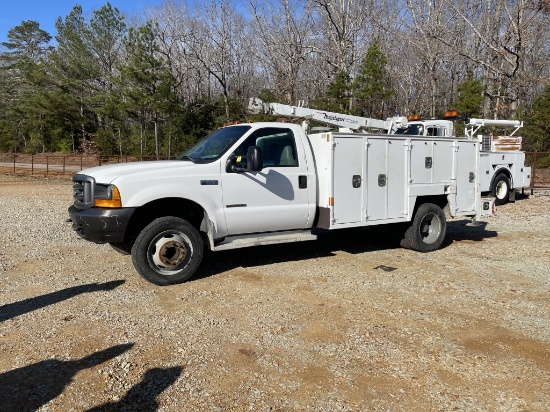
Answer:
[
  {"left": 131, "top": 216, "right": 203, "bottom": 285},
  {"left": 404, "top": 203, "right": 446, "bottom": 252},
  {"left": 492, "top": 174, "right": 511, "bottom": 205}
]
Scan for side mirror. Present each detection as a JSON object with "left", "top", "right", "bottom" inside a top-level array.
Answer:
[
  {"left": 246, "top": 146, "right": 263, "bottom": 172},
  {"left": 225, "top": 154, "right": 239, "bottom": 173},
  {"left": 225, "top": 146, "right": 263, "bottom": 173}
]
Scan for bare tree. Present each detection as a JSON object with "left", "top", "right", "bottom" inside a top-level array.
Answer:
[
  {"left": 182, "top": 0, "right": 250, "bottom": 120},
  {"left": 249, "top": 0, "right": 315, "bottom": 104},
  {"left": 438, "top": 0, "right": 550, "bottom": 117},
  {"left": 146, "top": 1, "right": 197, "bottom": 102},
  {"left": 404, "top": 0, "right": 466, "bottom": 117},
  {"left": 311, "top": 0, "right": 373, "bottom": 74}
]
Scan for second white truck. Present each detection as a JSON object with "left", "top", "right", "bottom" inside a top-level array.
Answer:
[
  {"left": 68, "top": 121, "right": 494, "bottom": 285},
  {"left": 395, "top": 116, "right": 531, "bottom": 205}
]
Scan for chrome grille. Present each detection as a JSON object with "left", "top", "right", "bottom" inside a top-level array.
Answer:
[{"left": 72, "top": 175, "right": 95, "bottom": 209}]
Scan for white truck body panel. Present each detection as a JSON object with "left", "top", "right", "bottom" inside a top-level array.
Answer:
[
  {"left": 216, "top": 123, "right": 317, "bottom": 237},
  {"left": 365, "top": 138, "right": 408, "bottom": 221},
  {"left": 307, "top": 132, "right": 479, "bottom": 230},
  {"left": 478, "top": 148, "right": 531, "bottom": 193}
]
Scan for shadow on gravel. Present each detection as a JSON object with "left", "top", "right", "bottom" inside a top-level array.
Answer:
[
  {"left": 194, "top": 227, "right": 383, "bottom": 280},
  {"left": 445, "top": 220, "right": 498, "bottom": 246},
  {"left": 0, "top": 280, "right": 125, "bottom": 322},
  {"left": 86, "top": 366, "right": 183, "bottom": 411},
  {"left": 193, "top": 222, "right": 499, "bottom": 281},
  {"left": 0, "top": 343, "right": 134, "bottom": 412}
]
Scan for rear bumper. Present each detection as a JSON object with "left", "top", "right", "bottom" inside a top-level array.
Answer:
[{"left": 68, "top": 205, "right": 136, "bottom": 244}]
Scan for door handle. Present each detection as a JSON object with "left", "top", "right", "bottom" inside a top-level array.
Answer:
[{"left": 299, "top": 175, "right": 307, "bottom": 189}]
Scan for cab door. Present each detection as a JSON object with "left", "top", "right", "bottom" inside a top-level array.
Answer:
[{"left": 221, "top": 126, "right": 312, "bottom": 235}]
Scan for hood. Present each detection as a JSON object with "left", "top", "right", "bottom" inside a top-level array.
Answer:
[{"left": 76, "top": 160, "right": 204, "bottom": 184}]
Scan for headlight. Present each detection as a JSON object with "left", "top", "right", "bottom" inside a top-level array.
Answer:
[{"left": 94, "top": 184, "right": 122, "bottom": 208}]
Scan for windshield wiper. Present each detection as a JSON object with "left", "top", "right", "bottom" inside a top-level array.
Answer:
[{"left": 179, "top": 155, "right": 196, "bottom": 162}]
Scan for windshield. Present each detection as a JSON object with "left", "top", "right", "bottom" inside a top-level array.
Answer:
[
  {"left": 180, "top": 125, "right": 251, "bottom": 161},
  {"left": 394, "top": 124, "right": 424, "bottom": 136}
]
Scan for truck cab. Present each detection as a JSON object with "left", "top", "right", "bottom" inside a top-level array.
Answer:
[
  {"left": 70, "top": 123, "right": 316, "bottom": 242},
  {"left": 394, "top": 119, "right": 454, "bottom": 138},
  {"left": 69, "top": 123, "right": 320, "bottom": 285}
]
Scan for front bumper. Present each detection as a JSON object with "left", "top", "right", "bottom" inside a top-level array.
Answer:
[{"left": 68, "top": 205, "right": 136, "bottom": 244}]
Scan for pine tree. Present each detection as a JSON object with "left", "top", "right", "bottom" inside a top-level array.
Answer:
[
  {"left": 88, "top": 3, "right": 127, "bottom": 156},
  {"left": 354, "top": 41, "right": 393, "bottom": 118},
  {"left": 0, "top": 20, "right": 52, "bottom": 64},
  {"left": 452, "top": 72, "right": 483, "bottom": 118},
  {"left": 0, "top": 21, "right": 53, "bottom": 152},
  {"left": 523, "top": 86, "right": 550, "bottom": 153},
  {"left": 326, "top": 71, "right": 354, "bottom": 113},
  {"left": 119, "top": 21, "right": 176, "bottom": 158},
  {"left": 49, "top": 6, "right": 100, "bottom": 147}
]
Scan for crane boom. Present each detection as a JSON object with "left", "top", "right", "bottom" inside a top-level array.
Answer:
[
  {"left": 249, "top": 98, "right": 407, "bottom": 134},
  {"left": 465, "top": 118, "right": 523, "bottom": 138}
]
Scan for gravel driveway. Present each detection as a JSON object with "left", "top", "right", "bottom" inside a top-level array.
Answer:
[{"left": 0, "top": 174, "right": 548, "bottom": 411}]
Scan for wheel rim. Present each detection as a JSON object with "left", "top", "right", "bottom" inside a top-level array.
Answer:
[
  {"left": 418, "top": 212, "right": 441, "bottom": 244},
  {"left": 147, "top": 231, "right": 193, "bottom": 275},
  {"left": 495, "top": 180, "right": 508, "bottom": 199}
]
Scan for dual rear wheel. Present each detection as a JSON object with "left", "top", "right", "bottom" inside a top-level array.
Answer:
[{"left": 401, "top": 203, "right": 447, "bottom": 252}]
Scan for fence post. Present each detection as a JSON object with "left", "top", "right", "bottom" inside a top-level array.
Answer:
[
  {"left": 532, "top": 152, "right": 537, "bottom": 189},
  {"left": 31, "top": 155, "right": 34, "bottom": 175}
]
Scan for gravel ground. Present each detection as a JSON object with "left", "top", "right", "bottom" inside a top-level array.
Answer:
[{"left": 0, "top": 173, "right": 548, "bottom": 412}]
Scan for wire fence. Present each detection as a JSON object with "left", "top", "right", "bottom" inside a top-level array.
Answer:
[
  {"left": 0, "top": 153, "right": 176, "bottom": 177},
  {"left": 1, "top": 151, "right": 549, "bottom": 188},
  {"left": 525, "top": 152, "right": 550, "bottom": 189}
]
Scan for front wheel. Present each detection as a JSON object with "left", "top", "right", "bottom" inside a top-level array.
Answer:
[
  {"left": 492, "top": 174, "right": 511, "bottom": 205},
  {"left": 131, "top": 217, "right": 204, "bottom": 285},
  {"left": 403, "top": 203, "right": 446, "bottom": 252}
]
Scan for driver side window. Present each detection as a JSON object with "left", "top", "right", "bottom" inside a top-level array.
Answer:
[{"left": 234, "top": 128, "right": 299, "bottom": 167}]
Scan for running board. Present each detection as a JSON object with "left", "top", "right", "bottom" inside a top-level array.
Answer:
[{"left": 212, "top": 230, "right": 317, "bottom": 251}]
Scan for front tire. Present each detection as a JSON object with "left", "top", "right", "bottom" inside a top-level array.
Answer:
[
  {"left": 131, "top": 217, "right": 203, "bottom": 285},
  {"left": 492, "top": 174, "right": 511, "bottom": 205},
  {"left": 404, "top": 203, "right": 446, "bottom": 252}
]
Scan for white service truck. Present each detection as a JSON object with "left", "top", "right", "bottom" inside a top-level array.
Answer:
[
  {"left": 394, "top": 116, "right": 531, "bottom": 205},
  {"left": 68, "top": 121, "right": 494, "bottom": 285}
]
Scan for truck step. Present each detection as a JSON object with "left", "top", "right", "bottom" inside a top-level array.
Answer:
[{"left": 212, "top": 230, "right": 317, "bottom": 251}]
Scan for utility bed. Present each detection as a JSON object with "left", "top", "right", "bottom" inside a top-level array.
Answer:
[{"left": 307, "top": 132, "right": 481, "bottom": 230}]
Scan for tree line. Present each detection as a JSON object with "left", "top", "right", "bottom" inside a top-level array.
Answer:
[{"left": 0, "top": 0, "right": 549, "bottom": 157}]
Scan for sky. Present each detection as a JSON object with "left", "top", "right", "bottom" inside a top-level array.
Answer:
[{"left": 0, "top": 0, "right": 165, "bottom": 44}]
